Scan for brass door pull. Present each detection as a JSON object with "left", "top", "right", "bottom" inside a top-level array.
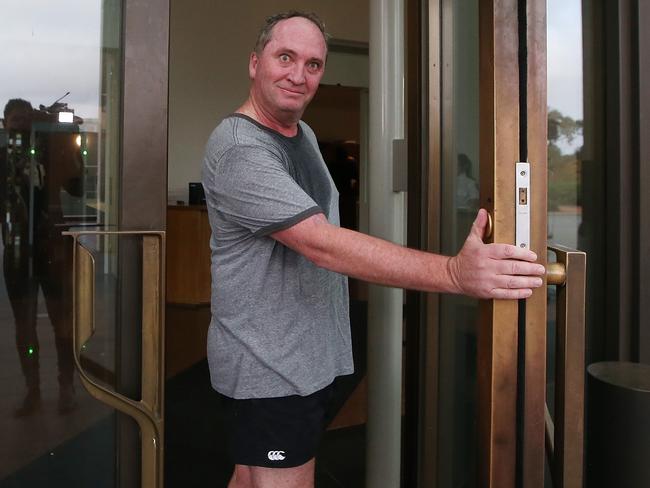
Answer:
[
  {"left": 545, "top": 244, "right": 586, "bottom": 488},
  {"left": 546, "top": 261, "right": 566, "bottom": 286},
  {"left": 485, "top": 210, "right": 494, "bottom": 239},
  {"left": 65, "top": 230, "right": 166, "bottom": 488}
]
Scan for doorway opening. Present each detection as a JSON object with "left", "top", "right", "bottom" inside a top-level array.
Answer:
[{"left": 164, "top": 4, "right": 376, "bottom": 486}]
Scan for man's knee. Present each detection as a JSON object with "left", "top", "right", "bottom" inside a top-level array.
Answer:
[
  {"left": 248, "top": 458, "right": 315, "bottom": 488},
  {"left": 228, "top": 465, "right": 253, "bottom": 488}
]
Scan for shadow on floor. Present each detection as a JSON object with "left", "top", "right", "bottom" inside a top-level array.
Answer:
[{"left": 0, "top": 415, "right": 116, "bottom": 488}]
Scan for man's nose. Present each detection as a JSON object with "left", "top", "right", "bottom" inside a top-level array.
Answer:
[{"left": 287, "top": 63, "right": 306, "bottom": 84}]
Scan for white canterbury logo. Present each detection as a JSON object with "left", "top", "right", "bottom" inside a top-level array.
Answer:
[{"left": 267, "top": 450, "right": 286, "bottom": 461}]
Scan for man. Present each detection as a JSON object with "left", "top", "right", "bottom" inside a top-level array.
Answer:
[{"left": 202, "top": 11, "right": 545, "bottom": 488}]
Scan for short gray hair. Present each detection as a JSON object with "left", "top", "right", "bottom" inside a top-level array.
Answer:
[{"left": 254, "top": 11, "right": 330, "bottom": 54}]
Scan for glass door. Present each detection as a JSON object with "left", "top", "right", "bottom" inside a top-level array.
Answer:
[
  {"left": 408, "top": 0, "right": 650, "bottom": 485},
  {"left": 0, "top": 1, "right": 168, "bottom": 487},
  {"left": 439, "top": 0, "right": 587, "bottom": 486},
  {"left": 407, "top": 0, "right": 594, "bottom": 486}
]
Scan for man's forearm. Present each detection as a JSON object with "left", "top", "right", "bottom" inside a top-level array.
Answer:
[
  {"left": 272, "top": 210, "right": 545, "bottom": 300},
  {"left": 314, "top": 225, "right": 459, "bottom": 292},
  {"left": 273, "top": 214, "right": 460, "bottom": 294}
]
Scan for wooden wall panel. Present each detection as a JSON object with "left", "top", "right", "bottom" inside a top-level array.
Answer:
[{"left": 166, "top": 206, "right": 211, "bottom": 305}]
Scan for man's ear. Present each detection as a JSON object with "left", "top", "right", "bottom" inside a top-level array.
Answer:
[{"left": 249, "top": 52, "right": 258, "bottom": 80}]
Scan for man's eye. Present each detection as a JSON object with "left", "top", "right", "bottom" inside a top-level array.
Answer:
[
  {"left": 279, "top": 54, "right": 290, "bottom": 62},
  {"left": 308, "top": 62, "right": 321, "bottom": 71}
]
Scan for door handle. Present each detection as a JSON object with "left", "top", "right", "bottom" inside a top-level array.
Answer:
[
  {"left": 65, "top": 230, "right": 166, "bottom": 488},
  {"left": 545, "top": 244, "right": 586, "bottom": 488}
]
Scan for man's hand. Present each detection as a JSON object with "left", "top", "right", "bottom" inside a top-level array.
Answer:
[{"left": 447, "top": 209, "right": 545, "bottom": 299}]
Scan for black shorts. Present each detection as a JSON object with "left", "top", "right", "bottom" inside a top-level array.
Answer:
[{"left": 219, "top": 382, "right": 337, "bottom": 468}]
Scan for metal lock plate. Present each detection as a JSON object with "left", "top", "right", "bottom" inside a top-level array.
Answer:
[{"left": 516, "top": 162, "right": 530, "bottom": 249}]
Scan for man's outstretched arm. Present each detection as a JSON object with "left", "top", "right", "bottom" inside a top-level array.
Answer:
[{"left": 271, "top": 208, "right": 545, "bottom": 300}]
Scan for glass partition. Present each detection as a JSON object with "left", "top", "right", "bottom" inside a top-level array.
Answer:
[
  {"left": 546, "top": 2, "right": 610, "bottom": 486},
  {"left": 0, "top": 1, "right": 124, "bottom": 486},
  {"left": 546, "top": 0, "right": 608, "bottom": 414},
  {"left": 437, "top": 0, "right": 480, "bottom": 486},
  {"left": 546, "top": 0, "right": 586, "bottom": 426}
]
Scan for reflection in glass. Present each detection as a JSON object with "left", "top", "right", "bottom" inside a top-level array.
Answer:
[
  {"left": 437, "top": 0, "right": 480, "bottom": 486},
  {"left": 0, "top": 1, "right": 122, "bottom": 485},
  {"left": 2, "top": 97, "right": 83, "bottom": 417},
  {"left": 547, "top": 0, "right": 584, "bottom": 250},
  {"left": 546, "top": 0, "right": 584, "bottom": 429}
]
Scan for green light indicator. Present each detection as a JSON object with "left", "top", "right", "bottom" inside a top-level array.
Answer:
[
  {"left": 27, "top": 347, "right": 34, "bottom": 356},
  {"left": 30, "top": 148, "right": 35, "bottom": 155},
  {"left": 82, "top": 150, "right": 88, "bottom": 156}
]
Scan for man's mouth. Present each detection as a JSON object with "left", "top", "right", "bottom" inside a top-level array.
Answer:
[{"left": 279, "top": 87, "right": 305, "bottom": 95}]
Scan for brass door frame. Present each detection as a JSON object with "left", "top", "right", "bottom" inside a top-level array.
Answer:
[
  {"left": 405, "top": 0, "right": 526, "bottom": 485},
  {"left": 122, "top": 0, "right": 169, "bottom": 231},
  {"left": 477, "top": 0, "right": 548, "bottom": 486},
  {"left": 522, "top": 0, "right": 548, "bottom": 484},
  {"left": 406, "top": 0, "right": 550, "bottom": 486},
  {"left": 118, "top": 1, "right": 169, "bottom": 486},
  {"left": 476, "top": 1, "right": 522, "bottom": 486},
  {"left": 408, "top": 3, "right": 534, "bottom": 486}
]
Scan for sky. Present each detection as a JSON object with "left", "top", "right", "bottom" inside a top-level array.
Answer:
[
  {"left": 0, "top": 0, "right": 104, "bottom": 119},
  {"left": 547, "top": 0, "right": 584, "bottom": 121},
  {"left": 1, "top": 0, "right": 584, "bottom": 123}
]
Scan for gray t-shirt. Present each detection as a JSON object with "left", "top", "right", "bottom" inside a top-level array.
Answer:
[{"left": 201, "top": 114, "right": 353, "bottom": 399}]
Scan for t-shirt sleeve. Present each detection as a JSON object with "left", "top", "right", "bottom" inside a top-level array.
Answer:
[{"left": 204, "top": 144, "right": 322, "bottom": 236}]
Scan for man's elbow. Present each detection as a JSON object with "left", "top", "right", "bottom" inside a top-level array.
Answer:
[
  {"left": 285, "top": 230, "right": 333, "bottom": 269},
  {"left": 301, "top": 243, "right": 332, "bottom": 269},
  {"left": 271, "top": 215, "right": 337, "bottom": 270}
]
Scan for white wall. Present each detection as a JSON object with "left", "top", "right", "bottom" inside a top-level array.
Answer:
[{"left": 168, "top": 0, "right": 369, "bottom": 202}]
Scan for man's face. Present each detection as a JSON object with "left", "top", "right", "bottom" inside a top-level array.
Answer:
[{"left": 249, "top": 17, "right": 327, "bottom": 121}]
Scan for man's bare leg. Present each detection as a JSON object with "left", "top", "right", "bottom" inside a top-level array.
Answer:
[
  {"left": 228, "top": 458, "right": 315, "bottom": 488},
  {"left": 228, "top": 464, "right": 253, "bottom": 488}
]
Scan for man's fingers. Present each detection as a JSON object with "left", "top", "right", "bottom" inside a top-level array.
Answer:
[
  {"left": 469, "top": 209, "right": 488, "bottom": 240},
  {"left": 494, "top": 275, "right": 544, "bottom": 290},
  {"left": 489, "top": 288, "right": 534, "bottom": 300},
  {"left": 496, "top": 259, "right": 546, "bottom": 277},
  {"left": 456, "top": 221, "right": 548, "bottom": 300},
  {"left": 489, "top": 243, "right": 539, "bottom": 263}
]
